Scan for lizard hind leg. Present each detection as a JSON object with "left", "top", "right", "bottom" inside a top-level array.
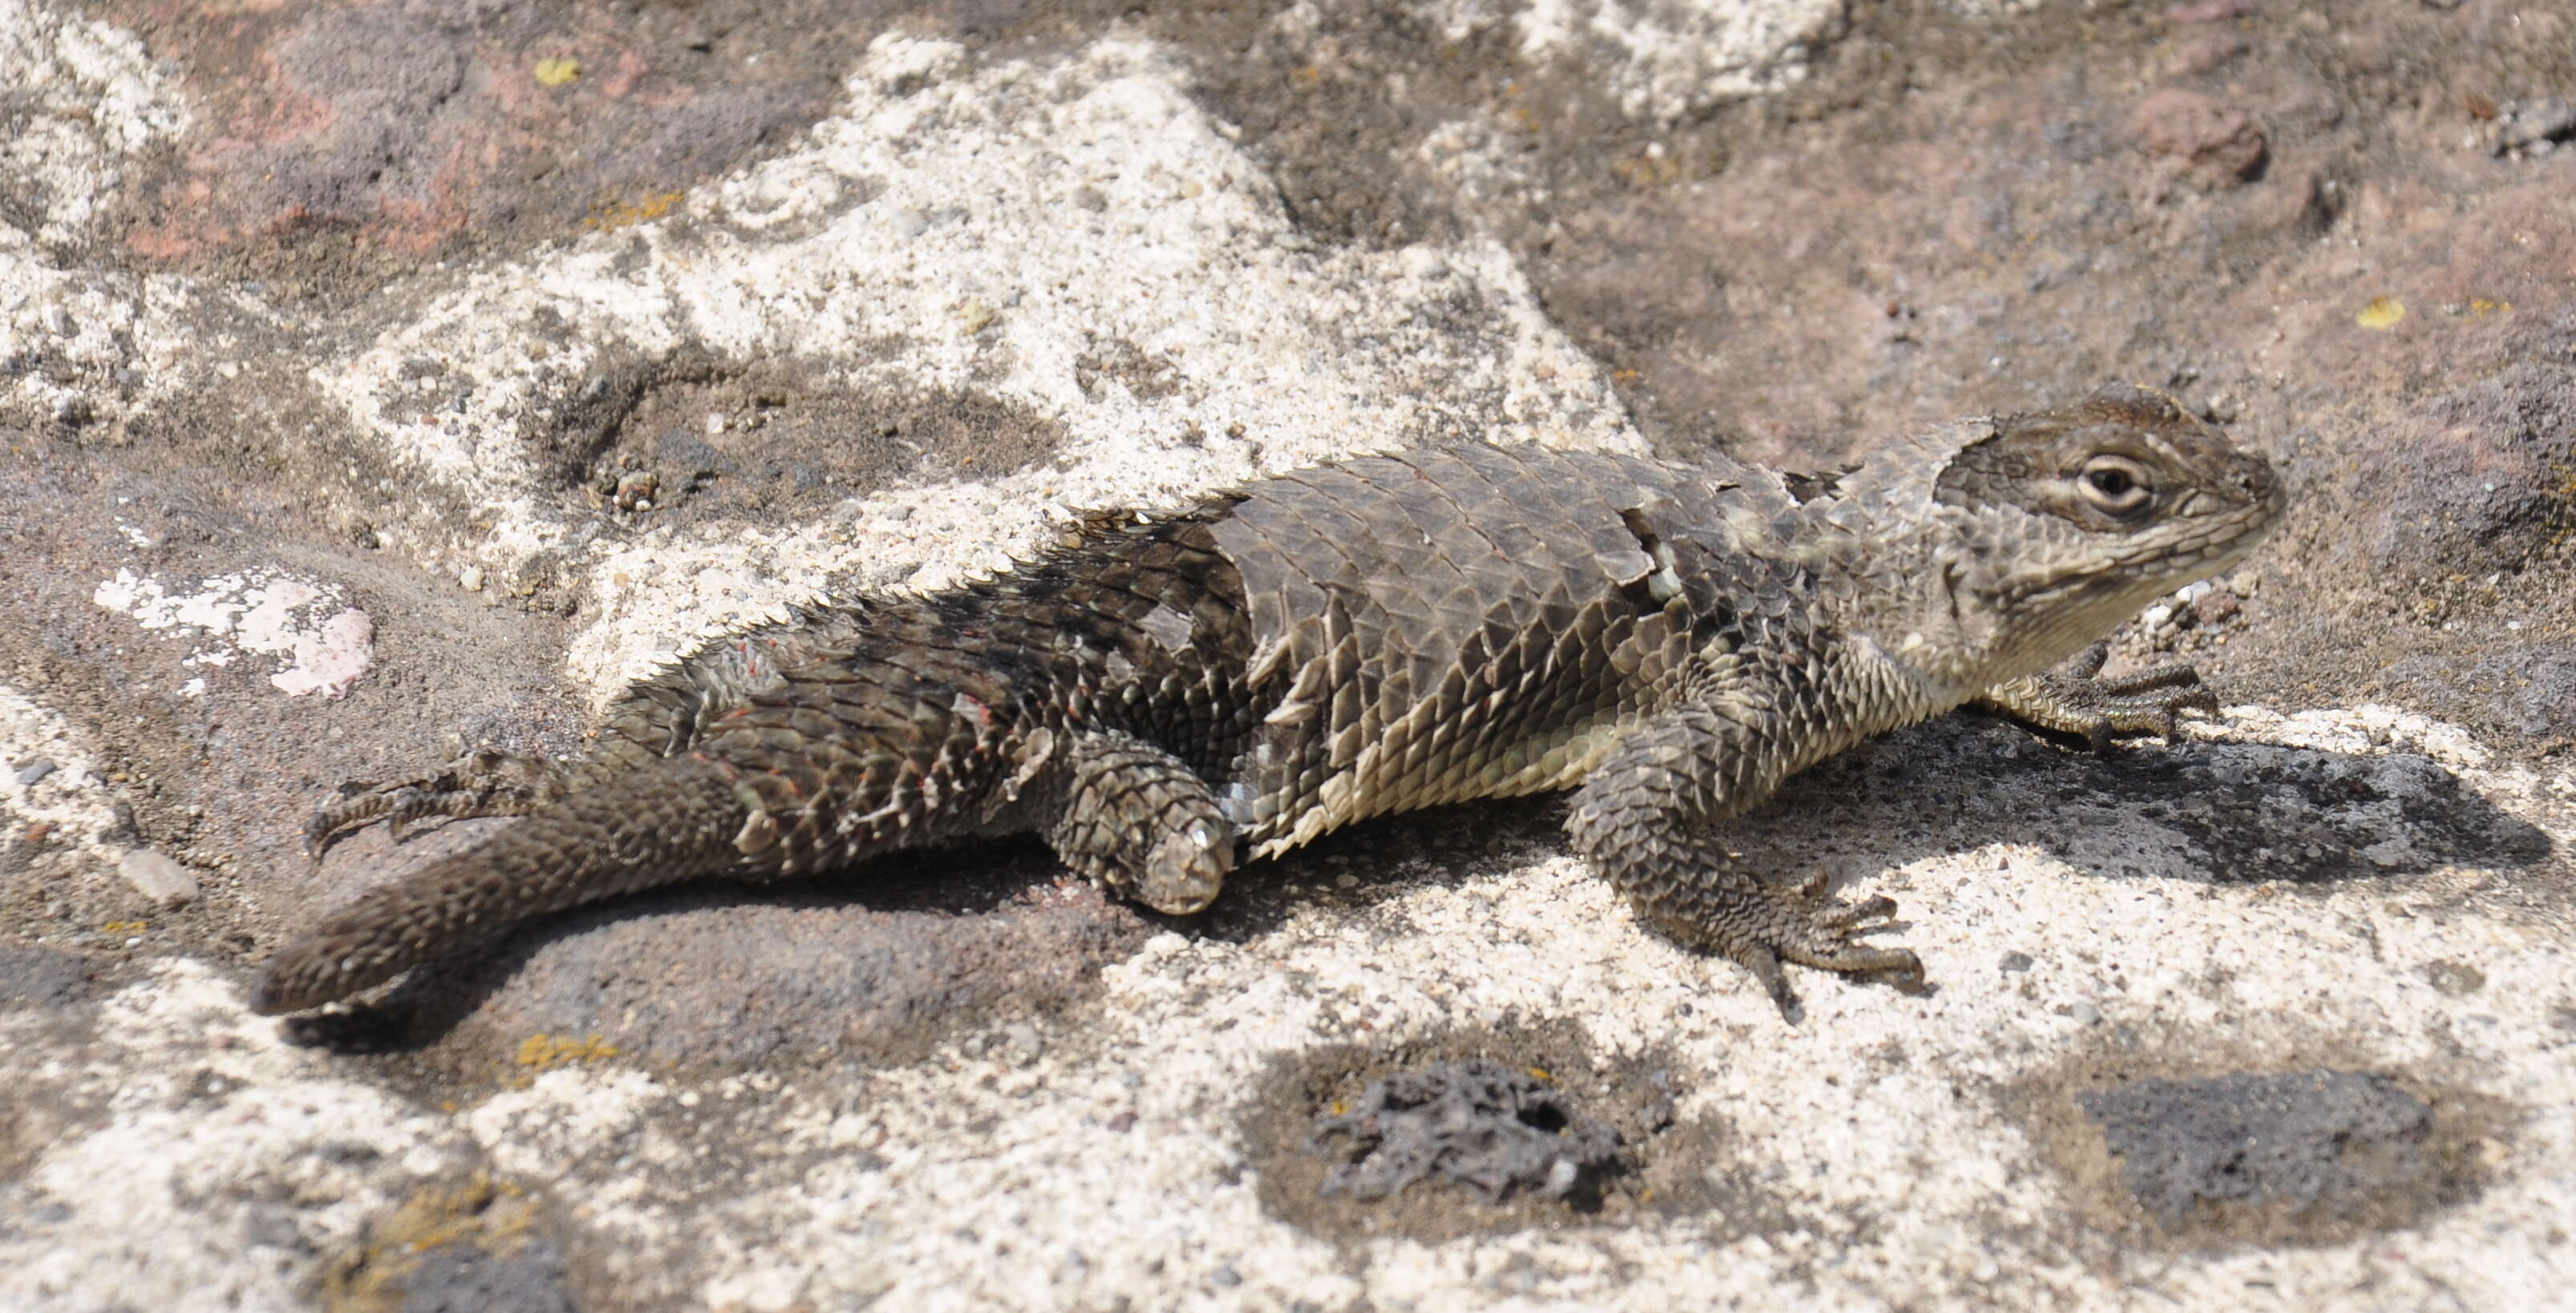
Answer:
[
  {"left": 304, "top": 748, "right": 573, "bottom": 857},
  {"left": 1041, "top": 731, "right": 1237, "bottom": 915}
]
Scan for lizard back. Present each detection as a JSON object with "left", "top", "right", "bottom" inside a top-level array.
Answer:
[{"left": 1210, "top": 442, "right": 1809, "bottom": 854}]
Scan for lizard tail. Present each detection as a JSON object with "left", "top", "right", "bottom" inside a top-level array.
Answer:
[{"left": 251, "top": 757, "right": 754, "bottom": 1015}]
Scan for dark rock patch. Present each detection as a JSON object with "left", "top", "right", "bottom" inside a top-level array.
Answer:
[
  {"left": 101, "top": 0, "right": 852, "bottom": 292},
  {"left": 0, "top": 946, "right": 99, "bottom": 1011},
  {"left": 2377, "top": 642, "right": 2576, "bottom": 752},
  {"left": 1310, "top": 1058, "right": 1622, "bottom": 1203},
  {"left": 568, "top": 354, "right": 1065, "bottom": 528},
  {"left": 397, "top": 1240, "right": 578, "bottom": 1313},
  {"left": 2012, "top": 1026, "right": 2516, "bottom": 1252},
  {"left": 281, "top": 831, "right": 1149, "bottom": 1076},
  {"left": 2080, "top": 1069, "right": 2437, "bottom": 1230},
  {"left": 327, "top": 1173, "right": 594, "bottom": 1313},
  {"left": 2348, "top": 361, "right": 2576, "bottom": 582},
  {"left": 1244, "top": 1019, "right": 1792, "bottom": 1246}
]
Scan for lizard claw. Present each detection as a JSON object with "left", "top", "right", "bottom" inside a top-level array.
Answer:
[
  {"left": 304, "top": 750, "right": 567, "bottom": 858},
  {"left": 1978, "top": 649, "right": 2223, "bottom": 750},
  {"left": 1729, "top": 885, "right": 1922, "bottom": 1021}
]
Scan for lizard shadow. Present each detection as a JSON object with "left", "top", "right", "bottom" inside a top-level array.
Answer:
[
  {"left": 286, "top": 711, "right": 2554, "bottom": 1057},
  {"left": 1189, "top": 711, "right": 2558, "bottom": 950},
  {"left": 1723, "top": 711, "right": 2555, "bottom": 920},
  {"left": 280, "top": 830, "right": 1148, "bottom": 1062}
]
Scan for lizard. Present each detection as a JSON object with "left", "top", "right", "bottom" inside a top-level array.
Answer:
[{"left": 251, "top": 383, "right": 2283, "bottom": 1019}]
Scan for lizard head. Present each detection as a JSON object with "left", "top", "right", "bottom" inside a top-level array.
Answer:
[{"left": 1832, "top": 383, "right": 2285, "bottom": 692}]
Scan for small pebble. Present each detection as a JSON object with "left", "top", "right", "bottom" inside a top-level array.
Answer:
[
  {"left": 2491, "top": 95, "right": 2576, "bottom": 157},
  {"left": 999, "top": 1021, "right": 1044, "bottom": 1066},
  {"left": 2070, "top": 1002, "right": 2102, "bottom": 1026},
  {"left": 1999, "top": 951, "right": 2035, "bottom": 974},
  {"left": 118, "top": 849, "right": 200, "bottom": 909},
  {"left": 614, "top": 470, "right": 660, "bottom": 512},
  {"left": 1209, "top": 1266, "right": 1241, "bottom": 1289},
  {"left": 13, "top": 758, "right": 57, "bottom": 787}
]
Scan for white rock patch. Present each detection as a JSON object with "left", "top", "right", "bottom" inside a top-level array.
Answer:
[
  {"left": 1508, "top": 0, "right": 1840, "bottom": 120},
  {"left": 0, "top": 0, "right": 191, "bottom": 247},
  {"left": 0, "top": 683, "right": 118, "bottom": 854},
  {"left": 0, "top": 0, "right": 232, "bottom": 436},
  {"left": 0, "top": 961, "right": 469, "bottom": 1313},
  {"left": 295, "top": 34, "right": 1636, "bottom": 707},
  {"left": 93, "top": 569, "right": 375, "bottom": 698}
]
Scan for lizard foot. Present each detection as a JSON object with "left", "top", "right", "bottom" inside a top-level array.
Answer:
[
  {"left": 1632, "top": 871, "right": 1924, "bottom": 1022},
  {"left": 304, "top": 748, "right": 569, "bottom": 857},
  {"left": 1976, "top": 641, "right": 2219, "bottom": 749},
  {"left": 1726, "top": 876, "right": 1925, "bottom": 1021}
]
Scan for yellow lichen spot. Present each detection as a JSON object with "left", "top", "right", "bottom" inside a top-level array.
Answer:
[
  {"left": 100, "top": 920, "right": 148, "bottom": 934},
  {"left": 325, "top": 1173, "right": 547, "bottom": 1313},
  {"left": 533, "top": 57, "right": 581, "bottom": 88},
  {"left": 1611, "top": 369, "right": 1642, "bottom": 383},
  {"left": 583, "top": 189, "right": 685, "bottom": 231},
  {"left": 515, "top": 1032, "right": 620, "bottom": 1072},
  {"left": 2355, "top": 297, "right": 2407, "bottom": 330},
  {"left": 1610, "top": 156, "right": 1670, "bottom": 188},
  {"left": 1527, "top": 1067, "right": 1554, "bottom": 1083},
  {"left": 2470, "top": 298, "right": 2513, "bottom": 317}
]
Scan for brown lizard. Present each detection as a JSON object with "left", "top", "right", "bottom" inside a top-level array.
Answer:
[{"left": 255, "top": 383, "right": 2282, "bottom": 1019}]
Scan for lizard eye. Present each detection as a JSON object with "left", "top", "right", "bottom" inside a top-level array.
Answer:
[{"left": 2077, "top": 456, "right": 2155, "bottom": 518}]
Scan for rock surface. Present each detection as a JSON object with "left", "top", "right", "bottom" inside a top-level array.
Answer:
[{"left": 2, "top": 1, "right": 2572, "bottom": 1310}]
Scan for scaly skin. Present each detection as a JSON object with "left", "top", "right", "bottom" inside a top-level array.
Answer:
[{"left": 255, "top": 383, "right": 2282, "bottom": 1019}]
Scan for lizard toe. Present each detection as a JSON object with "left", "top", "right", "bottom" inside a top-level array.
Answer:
[
  {"left": 1734, "top": 942, "right": 1800, "bottom": 1020},
  {"left": 303, "top": 750, "right": 568, "bottom": 858},
  {"left": 1813, "top": 893, "right": 1898, "bottom": 933}
]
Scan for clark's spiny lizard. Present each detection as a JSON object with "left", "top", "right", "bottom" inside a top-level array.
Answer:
[{"left": 254, "top": 383, "right": 2282, "bottom": 1019}]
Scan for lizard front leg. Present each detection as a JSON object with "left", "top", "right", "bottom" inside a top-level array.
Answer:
[
  {"left": 1565, "top": 703, "right": 1922, "bottom": 1019},
  {"left": 1041, "top": 730, "right": 1237, "bottom": 915},
  {"left": 1975, "top": 641, "right": 2218, "bottom": 749}
]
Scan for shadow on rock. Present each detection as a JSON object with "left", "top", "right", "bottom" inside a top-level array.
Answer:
[
  {"left": 1750, "top": 712, "right": 2554, "bottom": 896},
  {"left": 281, "top": 708, "right": 2551, "bottom": 1065},
  {"left": 282, "top": 834, "right": 1153, "bottom": 1072}
]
